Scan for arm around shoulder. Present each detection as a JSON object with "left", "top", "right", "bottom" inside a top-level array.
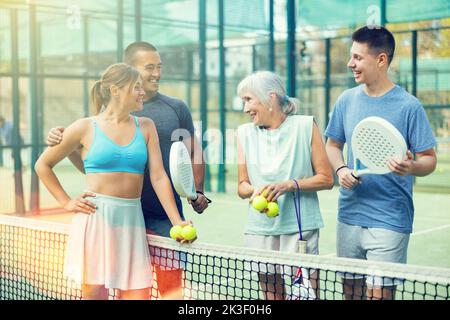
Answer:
[
  {"left": 35, "top": 118, "right": 88, "bottom": 171},
  {"left": 237, "top": 137, "right": 255, "bottom": 199}
]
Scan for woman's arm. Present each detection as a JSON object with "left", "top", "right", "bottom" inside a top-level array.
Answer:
[
  {"left": 293, "top": 122, "right": 334, "bottom": 191},
  {"left": 47, "top": 126, "right": 85, "bottom": 174},
  {"left": 35, "top": 119, "right": 96, "bottom": 214},
  {"left": 143, "top": 118, "right": 185, "bottom": 226},
  {"left": 68, "top": 146, "right": 86, "bottom": 174},
  {"left": 237, "top": 138, "right": 256, "bottom": 199}
]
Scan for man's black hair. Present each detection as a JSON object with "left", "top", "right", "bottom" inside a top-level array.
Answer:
[
  {"left": 124, "top": 42, "right": 158, "bottom": 65},
  {"left": 352, "top": 25, "right": 395, "bottom": 65}
]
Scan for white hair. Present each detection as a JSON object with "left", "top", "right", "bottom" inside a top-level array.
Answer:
[{"left": 236, "top": 71, "right": 299, "bottom": 115}]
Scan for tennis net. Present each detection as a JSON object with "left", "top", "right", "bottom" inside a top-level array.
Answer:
[{"left": 1, "top": 214, "right": 449, "bottom": 300}]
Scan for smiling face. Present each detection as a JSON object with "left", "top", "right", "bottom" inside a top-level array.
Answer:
[
  {"left": 347, "top": 41, "right": 383, "bottom": 85},
  {"left": 242, "top": 92, "right": 270, "bottom": 126},
  {"left": 131, "top": 50, "right": 162, "bottom": 100},
  {"left": 118, "top": 78, "right": 145, "bottom": 113}
]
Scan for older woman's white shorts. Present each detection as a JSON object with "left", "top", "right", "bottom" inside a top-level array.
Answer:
[
  {"left": 63, "top": 193, "right": 153, "bottom": 291},
  {"left": 244, "top": 230, "right": 319, "bottom": 275}
]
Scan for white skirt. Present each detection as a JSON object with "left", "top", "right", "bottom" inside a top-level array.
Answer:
[{"left": 63, "top": 193, "right": 153, "bottom": 290}]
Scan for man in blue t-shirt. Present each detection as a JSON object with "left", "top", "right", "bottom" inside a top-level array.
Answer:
[
  {"left": 47, "top": 42, "right": 210, "bottom": 299},
  {"left": 325, "top": 26, "right": 437, "bottom": 300}
]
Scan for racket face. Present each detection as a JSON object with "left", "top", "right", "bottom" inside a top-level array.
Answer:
[
  {"left": 351, "top": 117, "right": 407, "bottom": 175},
  {"left": 169, "top": 141, "right": 197, "bottom": 199}
]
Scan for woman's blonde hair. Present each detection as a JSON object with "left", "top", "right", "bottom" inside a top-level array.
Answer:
[
  {"left": 236, "top": 71, "right": 299, "bottom": 115},
  {"left": 90, "top": 63, "right": 141, "bottom": 115}
]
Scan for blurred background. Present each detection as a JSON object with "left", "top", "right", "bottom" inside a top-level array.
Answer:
[
  {"left": 0, "top": 0, "right": 448, "bottom": 216},
  {"left": 0, "top": 4, "right": 449, "bottom": 300}
]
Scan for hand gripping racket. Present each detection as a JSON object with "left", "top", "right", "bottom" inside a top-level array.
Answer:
[
  {"left": 169, "top": 141, "right": 198, "bottom": 201},
  {"left": 351, "top": 116, "right": 407, "bottom": 178}
]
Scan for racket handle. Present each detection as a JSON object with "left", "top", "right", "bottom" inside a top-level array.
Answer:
[
  {"left": 351, "top": 172, "right": 360, "bottom": 180},
  {"left": 353, "top": 158, "right": 361, "bottom": 180},
  {"left": 298, "top": 240, "right": 307, "bottom": 254}
]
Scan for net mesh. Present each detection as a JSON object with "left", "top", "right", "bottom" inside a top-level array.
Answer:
[{"left": 1, "top": 215, "right": 449, "bottom": 300}]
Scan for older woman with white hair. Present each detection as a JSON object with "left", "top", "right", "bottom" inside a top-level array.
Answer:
[{"left": 236, "top": 71, "right": 333, "bottom": 300}]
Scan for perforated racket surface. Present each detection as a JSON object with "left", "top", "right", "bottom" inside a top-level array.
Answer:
[
  {"left": 169, "top": 141, "right": 198, "bottom": 200},
  {"left": 351, "top": 116, "right": 407, "bottom": 177}
]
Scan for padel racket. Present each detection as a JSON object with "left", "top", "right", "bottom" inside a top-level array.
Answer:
[
  {"left": 351, "top": 116, "right": 407, "bottom": 177},
  {"left": 169, "top": 141, "right": 198, "bottom": 201}
]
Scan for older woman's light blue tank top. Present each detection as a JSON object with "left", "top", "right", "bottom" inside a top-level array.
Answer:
[{"left": 237, "top": 115, "right": 324, "bottom": 235}]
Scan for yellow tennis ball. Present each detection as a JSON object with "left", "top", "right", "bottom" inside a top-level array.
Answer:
[
  {"left": 170, "top": 225, "right": 183, "bottom": 240},
  {"left": 181, "top": 225, "right": 197, "bottom": 241},
  {"left": 265, "top": 201, "right": 279, "bottom": 217},
  {"left": 252, "top": 195, "right": 268, "bottom": 212}
]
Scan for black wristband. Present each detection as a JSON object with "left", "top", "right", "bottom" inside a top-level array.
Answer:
[
  {"left": 335, "top": 165, "right": 348, "bottom": 175},
  {"left": 196, "top": 190, "right": 212, "bottom": 203},
  {"left": 350, "top": 172, "right": 360, "bottom": 180}
]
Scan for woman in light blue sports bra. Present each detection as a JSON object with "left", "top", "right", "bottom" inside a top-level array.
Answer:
[
  {"left": 236, "top": 71, "right": 334, "bottom": 300},
  {"left": 35, "top": 63, "right": 190, "bottom": 300}
]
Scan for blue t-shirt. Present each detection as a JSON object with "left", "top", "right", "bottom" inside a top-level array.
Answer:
[{"left": 325, "top": 85, "right": 436, "bottom": 234}]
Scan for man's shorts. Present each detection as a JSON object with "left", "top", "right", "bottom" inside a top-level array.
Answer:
[
  {"left": 145, "top": 217, "right": 175, "bottom": 237},
  {"left": 337, "top": 220, "right": 410, "bottom": 288},
  {"left": 145, "top": 217, "right": 187, "bottom": 271}
]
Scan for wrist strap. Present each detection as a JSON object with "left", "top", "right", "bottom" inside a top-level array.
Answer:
[
  {"left": 196, "top": 190, "right": 212, "bottom": 203},
  {"left": 292, "top": 179, "right": 303, "bottom": 241},
  {"left": 335, "top": 165, "right": 348, "bottom": 175}
]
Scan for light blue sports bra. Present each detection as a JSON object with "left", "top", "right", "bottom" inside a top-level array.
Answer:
[{"left": 83, "top": 116, "right": 147, "bottom": 174}]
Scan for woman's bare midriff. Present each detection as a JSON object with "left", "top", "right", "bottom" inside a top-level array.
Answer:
[{"left": 85, "top": 172, "right": 144, "bottom": 199}]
